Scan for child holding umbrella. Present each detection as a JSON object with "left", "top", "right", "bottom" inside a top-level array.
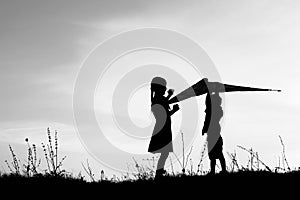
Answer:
[{"left": 202, "top": 91, "right": 226, "bottom": 174}]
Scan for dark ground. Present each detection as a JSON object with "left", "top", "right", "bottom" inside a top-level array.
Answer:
[{"left": 0, "top": 171, "right": 298, "bottom": 198}]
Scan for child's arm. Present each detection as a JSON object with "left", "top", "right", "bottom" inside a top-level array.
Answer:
[
  {"left": 202, "top": 109, "right": 211, "bottom": 135},
  {"left": 202, "top": 94, "right": 212, "bottom": 135},
  {"left": 166, "top": 89, "right": 174, "bottom": 100},
  {"left": 169, "top": 104, "right": 179, "bottom": 116}
]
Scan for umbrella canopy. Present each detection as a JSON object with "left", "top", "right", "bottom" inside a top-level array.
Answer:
[{"left": 169, "top": 78, "right": 281, "bottom": 104}]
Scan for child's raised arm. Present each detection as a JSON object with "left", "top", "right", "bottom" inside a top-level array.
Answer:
[
  {"left": 166, "top": 89, "right": 174, "bottom": 99},
  {"left": 169, "top": 104, "right": 180, "bottom": 116}
]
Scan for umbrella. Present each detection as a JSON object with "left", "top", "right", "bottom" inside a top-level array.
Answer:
[{"left": 169, "top": 78, "right": 281, "bottom": 104}]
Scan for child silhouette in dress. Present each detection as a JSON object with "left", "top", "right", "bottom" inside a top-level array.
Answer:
[{"left": 148, "top": 77, "right": 180, "bottom": 179}]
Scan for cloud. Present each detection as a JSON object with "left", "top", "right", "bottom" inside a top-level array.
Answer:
[{"left": 0, "top": 0, "right": 197, "bottom": 124}]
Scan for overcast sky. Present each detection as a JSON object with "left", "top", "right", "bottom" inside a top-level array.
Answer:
[{"left": 1, "top": 0, "right": 300, "bottom": 176}]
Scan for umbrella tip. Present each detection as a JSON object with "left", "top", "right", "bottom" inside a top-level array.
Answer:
[{"left": 270, "top": 89, "right": 281, "bottom": 92}]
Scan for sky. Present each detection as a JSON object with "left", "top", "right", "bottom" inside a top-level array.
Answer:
[{"left": 1, "top": 0, "right": 300, "bottom": 177}]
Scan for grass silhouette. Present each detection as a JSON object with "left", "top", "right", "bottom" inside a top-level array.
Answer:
[{"left": 0, "top": 128, "right": 299, "bottom": 196}]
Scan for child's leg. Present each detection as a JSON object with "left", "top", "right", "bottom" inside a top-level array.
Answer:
[
  {"left": 157, "top": 152, "right": 169, "bottom": 170},
  {"left": 210, "top": 159, "right": 216, "bottom": 174},
  {"left": 155, "top": 152, "right": 169, "bottom": 179},
  {"left": 219, "top": 154, "right": 226, "bottom": 172}
]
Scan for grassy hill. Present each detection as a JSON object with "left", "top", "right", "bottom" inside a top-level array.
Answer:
[
  {"left": 0, "top": 170, "right": 299, "bottom": 198},
  {"left": 0, "top": 129, "right": 297, "bottom": 198}
]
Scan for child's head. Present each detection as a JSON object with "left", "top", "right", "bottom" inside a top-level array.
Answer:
[{"left": 151, "top": 77, "right": 167, "bottom": 96}]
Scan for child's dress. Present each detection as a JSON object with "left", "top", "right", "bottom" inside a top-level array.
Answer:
[{"left": 148, "top": 96, "right": 173, "bottom": 153}]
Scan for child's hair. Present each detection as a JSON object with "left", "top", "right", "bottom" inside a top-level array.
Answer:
[{"left": 150, "top": 77, "right": 166, "bottom": 105}]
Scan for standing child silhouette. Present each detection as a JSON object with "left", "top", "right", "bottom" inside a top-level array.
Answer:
[
  {"left": 202, "top": 92, "right": 226, "bottom": 174},
  {"left": 148, "top": 77, "right": 180, "bottom": 179}
]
